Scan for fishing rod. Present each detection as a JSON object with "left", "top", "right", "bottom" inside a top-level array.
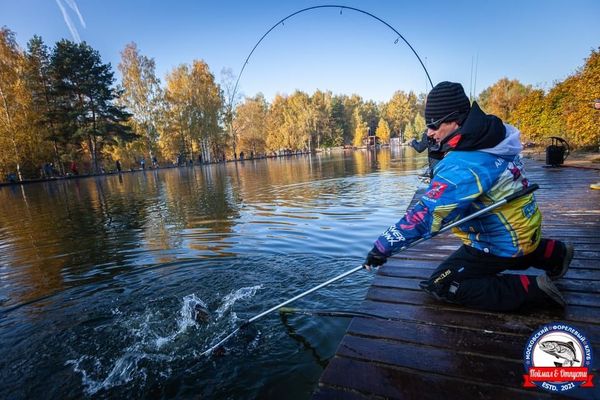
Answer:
[
  {"left": 199, "top": 183, "right": 539, "bottom": 356},
  {"left": 229, "top": 5, "right": 434, "bottom": 108}
]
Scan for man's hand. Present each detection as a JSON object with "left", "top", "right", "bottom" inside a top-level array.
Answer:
[{"left": 363, "top": 246, "right": 387, "bottom": 271}]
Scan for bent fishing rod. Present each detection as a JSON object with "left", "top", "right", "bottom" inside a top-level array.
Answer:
[{"left": 199, "top": 183, "right": 539, "bottom": 356}]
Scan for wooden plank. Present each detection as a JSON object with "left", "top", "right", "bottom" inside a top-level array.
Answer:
[
  {"left": 390, "top": 246, "right": 600, "bottom": 260},
  {"left": 358, "top": 297, "right": 600, "bottom": 341},
  {"left": 312, "top": 386, "right": 372, "bottom": 400},
  {"left": 346, "top": 318, "right": 600, "bottom": 371},
  {"left": 373, "top": 274, "right": 600, "bottom": 296},
  {"left": 347, "top": 317, "right": 526, "bottom": 360},
  {"left": 367, "top": 277, "right": 600, "bottom": 310},
  {"left": 319, "top": 357, "right": 557, "bottom": 400},
  {"left": 336, "top": 334, "right": 522, "bottom": 386},
  {"left": 367, "top": 287, "right": 600, "bottom": 332},
  {"left": 383, "top": 253, "right": 600, "bottom": 280}
]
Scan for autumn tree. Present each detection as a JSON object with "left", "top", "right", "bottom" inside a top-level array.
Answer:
[
  {"left": 0, "top": 28, "right": 47, "bottom": 180},
  {"left": 478, "top": 78, "right": 533, "bottom": 123},
  {"left": 220, "top": 67, "right": 243, "bottom": 158},
  {"left": 375, "top": 117, "right": 391, "bottom": 143},
  {"left": 118, "top": 42, "right": 164, "bottom": 162},
  {"left": 404, "top": 112, "right": 426, "bottom": 142},
  {"left": 234, "top": 94, "right": 268, "bottom": 156},
  {"left": 163, "top": 60, "right": 223, "bottom": 163},
  {"left": 382, "top": 90, "right": 418, "bottom": 137},
  {"left": 264, "top": 91, "right": 314, "bottom": 152},
  {"left": 0, "top": 29, "right": 23, "bottom": 179},
  {"left": 512, "top": 48, "right": 600, "bottom": 148},
  {"left": 352, "top": 107, "right": 368, "bottom": 147},
  {"left": 557, "top": 48, "right": 600, "bottom": 147},
  {"left": 310, "top": 90, "right": 335, "bottom": 149}
]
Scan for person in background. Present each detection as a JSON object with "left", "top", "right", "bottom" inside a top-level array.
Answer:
[
  {"left": 364, "top": 81, "right": 573, "bottom": 312},
  {"left": 409, "top": 130, "right": 445, "bottom": 178}
]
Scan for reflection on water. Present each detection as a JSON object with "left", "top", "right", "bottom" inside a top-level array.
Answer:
[{"left": 0, "top": 148, "right": 426, "bottom": 399}]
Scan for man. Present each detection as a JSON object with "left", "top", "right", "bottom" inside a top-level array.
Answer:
[{"left": 364, "top": 81, "right": 573, "bottom": 311}]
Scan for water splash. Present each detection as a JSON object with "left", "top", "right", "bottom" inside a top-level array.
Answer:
[
  {"left": 67, "top": 286, "right": 264, "bottom": 394},
  {"left": 154, "top": 294, "right": 209, "bottom": 349},
  {"left": 215, "top": 285, "right": 262, "bottom": 320}
]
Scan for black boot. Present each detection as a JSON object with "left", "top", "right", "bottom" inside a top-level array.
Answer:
[
  {"left": 536, "top": 273, "right": 566, "bottom": 307},
  {"left": 547, "top": 242, "right": 574, "bottom": 280}
]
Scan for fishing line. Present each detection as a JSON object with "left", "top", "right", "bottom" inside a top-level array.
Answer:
[{"left": 229, "top": 4, "right": 434, "bottom": 106}]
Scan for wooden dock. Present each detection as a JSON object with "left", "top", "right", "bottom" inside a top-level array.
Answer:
[{"left": 314, "top": 160, "right": 600, "bottom": 399}]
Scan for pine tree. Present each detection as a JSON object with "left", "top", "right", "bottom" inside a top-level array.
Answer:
[{"left": 49, "top": 40, "right": 134, "bottom": 172}]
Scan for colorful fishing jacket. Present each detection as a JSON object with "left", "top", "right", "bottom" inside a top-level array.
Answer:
[{"left": 374, "top": 118, "right": 542, "bottom": 258}]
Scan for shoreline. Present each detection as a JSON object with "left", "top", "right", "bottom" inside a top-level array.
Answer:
[{"left": 2, "top": 147, "right": 598, "bottom": 188}]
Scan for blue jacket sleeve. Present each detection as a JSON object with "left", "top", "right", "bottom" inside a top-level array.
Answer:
[
  {"left": 409, "top": 131, "right": 429, "bottom": 153},
  {"left": 373, "top": 152, "right": 497, "bottom": 256}
]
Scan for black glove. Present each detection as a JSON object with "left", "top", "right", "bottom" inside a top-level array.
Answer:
[{"left": 364, "top": 246, "right": 387, "bottom": 268}]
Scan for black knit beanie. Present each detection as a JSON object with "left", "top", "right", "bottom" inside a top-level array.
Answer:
[{"left": 425, "top": 81, "right": 471, "bottom": 125}]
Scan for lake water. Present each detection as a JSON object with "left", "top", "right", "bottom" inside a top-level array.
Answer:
[{"left": 0, "top": 148, "right": 426, "bottom": 399}]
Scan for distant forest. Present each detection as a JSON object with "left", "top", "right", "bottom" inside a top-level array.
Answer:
[{"left": 1, "top": 27, "right": 598, "bottom": 180}]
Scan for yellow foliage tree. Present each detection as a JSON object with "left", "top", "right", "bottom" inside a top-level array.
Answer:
[
  {"left": 0, "top": 28, "right": 39, "bottom": 180},
  {"left": 375, "top": 118, "right": 391, "bottom": 144},
  {"left": 478, "top": 78, "right": 533, "bottom": 123},
  {"left": 234, "top": 94, "right": 268, "bottom": 156},
  {"left": 513, "top": 48, "right": 600, "bottom": 148},
  {"left": 352, "top": 108, "right": 368, "bottom": 147}
]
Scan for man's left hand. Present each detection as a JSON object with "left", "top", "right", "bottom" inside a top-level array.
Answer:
[{"left": 364, "top": 246, "right": 387, "bottom": 270}]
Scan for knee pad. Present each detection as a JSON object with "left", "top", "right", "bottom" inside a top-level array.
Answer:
[{"left": 420, "top": 267, "right": 461, "bottom": 302}]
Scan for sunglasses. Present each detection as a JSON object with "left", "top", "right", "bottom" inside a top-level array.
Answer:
[{"left": 427, "top": 111, "right": 459, "bottom": 130}]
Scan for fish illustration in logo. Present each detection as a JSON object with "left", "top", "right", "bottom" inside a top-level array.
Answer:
[{"left": 539, "top": 340, "right": 580, "bottom": 367}]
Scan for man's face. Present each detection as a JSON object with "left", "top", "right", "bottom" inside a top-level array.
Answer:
[{"left": 427, "top": 121, "right": 459, "bottom": 144}]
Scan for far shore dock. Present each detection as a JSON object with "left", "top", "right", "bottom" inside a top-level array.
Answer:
[{"left": 314, "top": 159, "right": 600, "bottom": 399}]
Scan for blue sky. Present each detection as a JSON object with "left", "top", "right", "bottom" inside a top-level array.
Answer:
[{"left": 3, "top": 0, "right": 599, "bottom": 102}]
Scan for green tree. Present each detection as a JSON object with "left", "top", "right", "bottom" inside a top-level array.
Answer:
[
  {"left": 49, "top": 40, "right": 134, "bottom": 172},
  {"left": 343, "top": 94, "right": 362, "bottom": 145},
  {"left": 328, "top": 95, "right": 345, "bottom": 147}
]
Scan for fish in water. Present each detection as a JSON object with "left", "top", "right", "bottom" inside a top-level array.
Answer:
[
  {"left": 192, "top": 303, "right": 212, "bottom": 323},
  {"left": 539, "top": 340, "right": 580, "bottom": 367}
]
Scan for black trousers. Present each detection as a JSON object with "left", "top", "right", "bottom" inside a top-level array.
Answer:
[{"left": 425, "top": 239, "right": 567, "bottom": 311}]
